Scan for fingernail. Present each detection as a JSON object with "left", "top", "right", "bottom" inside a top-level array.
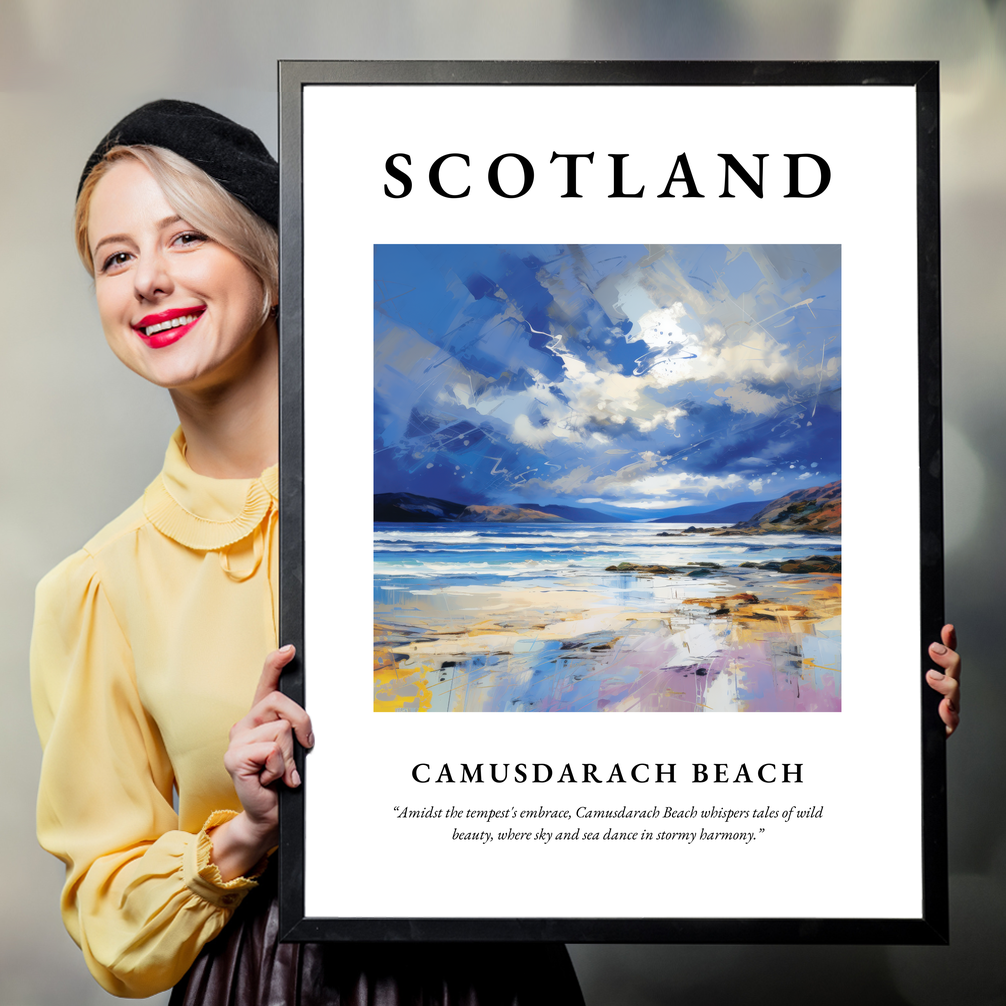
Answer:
[
  {"left": 927, "top": 669, "right": 944, "bottom": 679},
  {"left": 931, "top": 643, "right": 947, "bottom": 655},
  {"left": 280, "top": 644, "right": 294, "bottom": 654},
  {"left": 306, "top": 732, "right": 315, "bottom": 748},
  {"left": 292, "top": 768, "right": 301, "bottom": 787}
]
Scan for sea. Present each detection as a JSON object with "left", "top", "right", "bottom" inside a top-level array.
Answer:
[{"left": 374, "top": 521, "right": 840, "bottom": 597}]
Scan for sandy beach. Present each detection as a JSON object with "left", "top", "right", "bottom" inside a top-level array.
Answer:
[{"left": 374, "top": 558, "right": 841, "bottom": 712}]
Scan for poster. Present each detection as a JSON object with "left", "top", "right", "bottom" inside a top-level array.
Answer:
[{"left": 279, "top": 62, "right": 945, "bottom": 942}]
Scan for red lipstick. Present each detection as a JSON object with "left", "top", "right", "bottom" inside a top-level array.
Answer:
[{"left": 132, "top": 306, "right": 205, "bottom": 349}]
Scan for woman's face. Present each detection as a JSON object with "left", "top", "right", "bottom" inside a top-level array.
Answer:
[{"left": 87, "top": 158, "right": 270, "bottom": 393}]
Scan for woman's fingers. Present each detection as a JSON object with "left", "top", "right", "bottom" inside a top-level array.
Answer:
[
  {"left": 252, "top": 644, "right": 297, "bottom": 707},
  {"left": 927, "top": 623, "right": 961, "bottom": 737},
  {"left": 232, "top": 689, "right": 314, "bottom": 750},
  {"left": 926, "top": 670, "right": 960, "bottom": 736},
  {"left": 223, "top": 645, "right": 311, "bottom": 814},
  {"left": 941, "top": 699, "right": 960, "bottom": 737},
  {"left": 926, "top": 667, "right": 959, "bottom": 704},
  {"left": 254, "top": 691, "right": 313, "bottom": 748},
  {"left": 224, "top": 738, "right": 287, "bottom": 788},
  {"left": 242, "top": 644, "right": 314, "bottom": 749},
  {"left": 258, "top": 741, "right": 289, "bottom": 787},
  {"left": 941, "top": 623, "right": 958, "bottom": 653},
  {"left": 928, "top": 633, "right": 961, "bottom": 686},
  {"left": 218, "top": 647, "right": 309, "bottom": 846},
  {"left": 230, "top": 719, "right": 302, "bottom": 788},
  {"left": 929, "top": 639, "right": 960, "bottom": 680}
]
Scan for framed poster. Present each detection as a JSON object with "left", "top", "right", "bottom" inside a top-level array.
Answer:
[{"left": 277, "top": 61, "right": 946, "bottom": 943}]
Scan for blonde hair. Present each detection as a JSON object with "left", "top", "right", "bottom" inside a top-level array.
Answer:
[{"left": 75, "top": 145, "right": 278, "bottom": 323}]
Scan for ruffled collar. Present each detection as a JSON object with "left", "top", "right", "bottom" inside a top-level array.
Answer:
[{"left": 143, "top": 428, "right": 278, "bottom": 551}]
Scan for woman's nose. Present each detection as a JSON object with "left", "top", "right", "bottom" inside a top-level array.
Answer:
[{"left": 133, "top": 249, "right": 173, "bottom": 302}]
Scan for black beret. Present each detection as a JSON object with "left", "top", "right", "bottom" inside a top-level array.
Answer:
[{"left": 78, "top": 99, "right": 278, "bottom": 228}]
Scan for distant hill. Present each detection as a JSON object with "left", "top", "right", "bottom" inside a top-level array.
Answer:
[
  {"left": 458, "top": 505, "right": 570, "bottom": 524},
  {"left": 650, "top": 499, "right": 771, "bottom": 524},
  {"left": 374, "top": 492, "right": 468, "bottom": 523},
  {"left": 376, "top": 493, "right": 622, "bottom": 523},
  {"left": 523, "top": 503, "right": 627, "bottom": 523},
  {"left": 733, "top": 481, "right": 841, "bottom": 534}
]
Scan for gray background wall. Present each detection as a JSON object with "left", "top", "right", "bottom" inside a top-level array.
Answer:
[{"left": 1, "top": 2, "right": 1002, "bottom": 1003}]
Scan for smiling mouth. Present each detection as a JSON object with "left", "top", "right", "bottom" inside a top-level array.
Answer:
[
  {"left": 134, "top": 307, "right": 206, "bottom": 338},
  {"left": 142, "top": 313, "right": 199, "bottom": 337}
]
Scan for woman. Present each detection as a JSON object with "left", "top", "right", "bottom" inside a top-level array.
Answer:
[{"left": 31, "top": 100, "right": 586, "bottom": 1003}]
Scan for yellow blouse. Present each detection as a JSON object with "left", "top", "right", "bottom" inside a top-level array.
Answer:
[{"left": 31, "top": 428, "right": 279, "bottom": 998}]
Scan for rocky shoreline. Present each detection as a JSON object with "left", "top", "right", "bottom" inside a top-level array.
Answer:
[
  {"left": 655, "top": 526, "right": 838, "bottom": 537},
  {"left": 605, "top": 555, "right": 841, "bottom": 577}
]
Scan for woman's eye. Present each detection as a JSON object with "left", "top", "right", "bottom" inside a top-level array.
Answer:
[
  {"left": 173, "top": 231, "right": 208, "bottom": 248},
  {"left": 101, "top": 251, "right": 131, "bottom": 273}
]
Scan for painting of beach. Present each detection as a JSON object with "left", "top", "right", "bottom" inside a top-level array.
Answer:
[{"left": 374, "top": 244, "right": 841, "bottom": 712}]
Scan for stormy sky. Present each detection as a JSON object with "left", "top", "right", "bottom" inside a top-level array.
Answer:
[{"left": 374, "top": 244, "right": 840, "bottom": 517}]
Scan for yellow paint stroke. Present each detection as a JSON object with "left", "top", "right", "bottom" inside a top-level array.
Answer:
[
  {"left": 374, "top": 643, "right": 434, "bottom": 711},
  {"left": 802, "top": 658, "right": 842, "bottom": 673},
  {"left": 374, "top": 669, "right": 433, "bottom": 712},
  {"left": 681, "top": 586, "right": 842, "bottom": 650}
]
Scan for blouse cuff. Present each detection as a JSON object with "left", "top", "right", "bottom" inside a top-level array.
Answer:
[{"left": 183, "top": 810, "right": 269, "bottom": 909}]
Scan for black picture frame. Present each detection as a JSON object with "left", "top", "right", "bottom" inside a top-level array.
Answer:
[{"left": 277, "top": 60, "right": 945, "bottom": 944}]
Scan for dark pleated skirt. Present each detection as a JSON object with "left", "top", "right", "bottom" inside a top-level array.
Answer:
[{"left": 169, "top": 869, "right": 584, "bottom": 1006}]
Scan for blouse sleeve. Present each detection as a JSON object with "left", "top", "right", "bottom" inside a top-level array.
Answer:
[{"left": 30, "top": 549, "right": 262, "bottom": 998}]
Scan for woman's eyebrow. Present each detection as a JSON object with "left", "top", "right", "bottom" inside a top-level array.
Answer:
[
  {"left": 92, "top": 216, "right": 185, "bottom": 257},
  {"left": 92, "top": 232, "right": 133, "bottom": 257}
]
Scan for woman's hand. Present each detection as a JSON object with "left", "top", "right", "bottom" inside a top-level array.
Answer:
[
  {"left": 209, "top": 645, "right": 314, "bottom": 881},
  {"left": 926, "top": 624, "right": 961, "bottom": 738}
]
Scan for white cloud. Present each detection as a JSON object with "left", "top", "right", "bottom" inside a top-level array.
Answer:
[
  {"left": 530, "top": 461, "right": 746, "bottom": 508},
  {"left": 509, "top": 413, "right": 553, "bottom": 449},
  {"left": 616, "top": 470, "right": 745, "bottom": 500},
  {"left": 713, "top": 384, "right": 784, "bottom": 416},
  {"left": 606, "top": 498, "right": 689, "bottom": 510},
  {"left": 629, "top": 304, "right": 689, "bottom": 352},
  {"left": 616, "top": 306, "right": 840, "bottom": 415}
]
